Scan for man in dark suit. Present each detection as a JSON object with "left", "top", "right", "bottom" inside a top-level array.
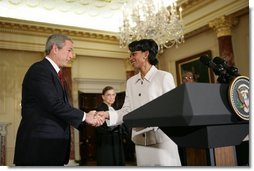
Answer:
[{"left": 13, "top": 34, "right": 104, "bottom": 166}]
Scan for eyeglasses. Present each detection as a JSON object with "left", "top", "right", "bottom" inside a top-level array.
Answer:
[{"left": 183, "top": 76, "right": 193, "bottom": 80}]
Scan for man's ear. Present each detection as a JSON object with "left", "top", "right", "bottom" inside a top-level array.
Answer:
[{"left": 52, "top": 44, "right": 58, "bottom": 53}]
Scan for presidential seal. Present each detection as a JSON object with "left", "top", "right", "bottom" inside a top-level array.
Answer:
[{"left": 228, "top": 76, "right": 249, "bottom": 120}]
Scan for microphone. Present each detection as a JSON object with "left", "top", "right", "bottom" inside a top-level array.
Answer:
[
  {"left": 213, "top": 57, "right": 240, "bottom": 77},
  {"left": 200, "top": 55, "right": 229, "bottom": 83},
  {"left": 200, "top": 55, "right": 225, "bottom": 76}
]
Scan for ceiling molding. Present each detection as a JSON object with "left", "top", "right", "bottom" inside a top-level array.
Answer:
[
  {"left": 0, "top": 17, "right": 118, "bottom": 44},
  {"left": 0, "top": 0, "right": 248, "bottom": 42},
  {"left": 0, "top": 0, "right": 248, "bottom": 58},
  {"left": 0, "top": 17, "right": 129, "bottom": 59},
  {"left": 182, "top": 0, "right": 248, "bottom": 34},
  {"left": 0, "top": 0, "right": 125, "bottom": 32},
  {"left": 184, "top": 7, "right": 249, "bottom": 39}
]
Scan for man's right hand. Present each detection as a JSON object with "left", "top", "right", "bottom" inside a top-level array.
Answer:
[
  {"left": 85, "top": 110, "right": 105, "bottom": 127},
  {"left": 96, "top": 111, "right": 109, "bottom": 120}
]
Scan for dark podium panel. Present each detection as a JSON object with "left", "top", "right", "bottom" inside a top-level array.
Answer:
[{"left": 123, "top": 83, "right": 249, "bottom": 149}]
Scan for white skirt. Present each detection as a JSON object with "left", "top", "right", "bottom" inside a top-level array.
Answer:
[{"left": 135, "top": 129, "right": 182, "bottom": 166}]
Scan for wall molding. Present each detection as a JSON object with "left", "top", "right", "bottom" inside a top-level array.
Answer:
[
  {"left": 73, "top": 78, "right": 126, "bottom": 94},
  {"left": 0, "top": 17, "right": 118, "bottom": 43}
]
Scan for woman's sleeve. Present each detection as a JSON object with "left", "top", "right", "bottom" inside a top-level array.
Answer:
[{"left": 106, "top": 81, "right": 132, "bottom": 126}]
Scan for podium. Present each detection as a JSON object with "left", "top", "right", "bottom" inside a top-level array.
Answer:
[{"left": 123, "top": 83, "right": 249, "bottom": 166}]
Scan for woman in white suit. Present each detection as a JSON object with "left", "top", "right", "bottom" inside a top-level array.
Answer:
[{"left": 99, "top": 39, "right": 181, "bottom": 166}]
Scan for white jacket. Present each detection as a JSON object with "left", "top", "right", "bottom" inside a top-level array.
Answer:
[{"left": 106, "top": 65, "right": 181, "bottom": 166}]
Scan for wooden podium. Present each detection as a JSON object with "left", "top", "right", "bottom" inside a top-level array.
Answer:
[{"left": 123, "top": 83, "right": 249, "bottom": 166}]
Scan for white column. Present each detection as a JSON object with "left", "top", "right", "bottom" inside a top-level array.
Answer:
[{"left": 0, "top": 123, "right": 10, "bottom": 166}]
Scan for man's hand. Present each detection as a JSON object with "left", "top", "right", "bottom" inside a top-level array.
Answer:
[
  {"left": 85, "top": 110, "right": 105, "bottom": 127},
  {"left": 96, "top": 111, "right": 109, "bottom": 120}
]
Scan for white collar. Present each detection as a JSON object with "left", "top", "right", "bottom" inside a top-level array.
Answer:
[
  {"left": 136, "top": 65, "right": 157, "bottom": 83},
  {"left": 45, "top": 56, "right": 60, "bottom": 73}
]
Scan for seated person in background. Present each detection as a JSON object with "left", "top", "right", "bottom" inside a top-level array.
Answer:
[
  {"left": 95, "top": 86, "right": 125, "bottom": 166},
  {"left": 182, "top": 71, "right": 196, "bottom": 83}
]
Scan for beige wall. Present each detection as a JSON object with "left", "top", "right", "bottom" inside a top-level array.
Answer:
[
  {"left": 0, "top": 11, "right": 249, "bottom": 166},
  {"left": 232, "top": 14, "right": 249, "bottom": 77},
  {"left": 0, "top": 49, "right": 43, "bottom": 165},
  {"left": 0, "top": 48, "right": 127, "bottom": 165},
  {"left": 0, "top": 47, "right": 127, "bottom": 165},
  {"left": 159, "top": 13, "right": 249, "bottom": 84},
  {"left": 159, "top": 29, "right": 219, "bottom": 84},
  {"left": 72, "top": 56, "right": 126, "bottom": 80}
]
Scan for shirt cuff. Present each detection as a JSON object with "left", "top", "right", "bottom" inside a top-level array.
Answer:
[
  {"left": 106, "top": 110, "right": 118, "bottom": 126},
  {"left": 82, "top": 112, "right": 86, "bottom": 122}
]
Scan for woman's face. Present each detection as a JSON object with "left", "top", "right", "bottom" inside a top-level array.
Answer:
[
  {"left": 102, "top": 89, "right": 116, "bottom": 106},
  {"left": 129, "top": 50, "right": 148, "bottom": 69}
]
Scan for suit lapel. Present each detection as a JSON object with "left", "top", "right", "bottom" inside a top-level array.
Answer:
[{"left": 42, "top": 58, "right": 69, "bottom": 104}]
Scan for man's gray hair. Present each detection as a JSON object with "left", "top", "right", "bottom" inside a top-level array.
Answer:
[{"left": 45, "top": 34, "right": 73, "bottom": 55}]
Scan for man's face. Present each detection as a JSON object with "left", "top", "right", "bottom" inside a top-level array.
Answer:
[
  {"left": 182, "top": 72, "right": 195, "bottom": 83},
  {"left": 55, "top": 40, "right": 74, "bottom": 68}
]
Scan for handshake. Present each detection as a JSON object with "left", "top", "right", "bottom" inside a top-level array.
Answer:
[{"left": 85, "top": 110, "right": 109, "bottom": 127}]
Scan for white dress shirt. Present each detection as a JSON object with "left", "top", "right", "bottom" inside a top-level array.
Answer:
[{"left": 106, "top": 65, "right": 181, "bottom": 166}]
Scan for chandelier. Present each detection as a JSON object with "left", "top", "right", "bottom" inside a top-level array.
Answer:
[{"left": 119, "top": 0, "right": 184, "bottom": 52}]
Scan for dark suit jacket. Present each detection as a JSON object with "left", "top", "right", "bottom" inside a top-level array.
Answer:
[{"left": 14, "top": 58, "right": 84, "bottom": 166}]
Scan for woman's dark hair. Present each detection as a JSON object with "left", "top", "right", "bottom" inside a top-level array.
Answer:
[
  {"left": 102, "top": 86, "right": 114, "bottom": 95},
  {"left": 128, "top": 39, "right": 159, "bottom": 65}
]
